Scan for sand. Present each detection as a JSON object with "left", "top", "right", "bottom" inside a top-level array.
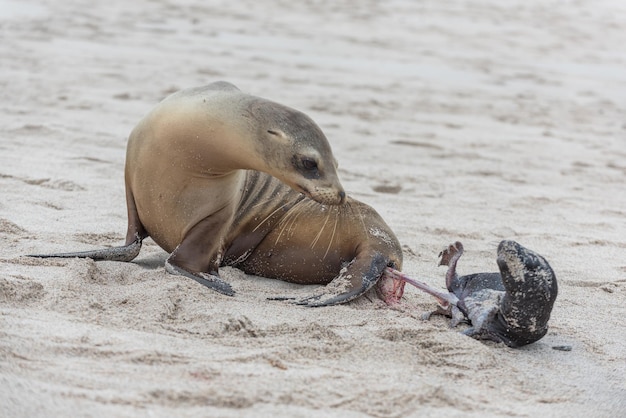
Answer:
[{"left": 1, "top": 0, "right": 625, "bottom": 416}]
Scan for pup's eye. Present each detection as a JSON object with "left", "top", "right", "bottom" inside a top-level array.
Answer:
[
  {"left": 301, "top": 157, "right": 318, "bottom": 171},
  {"left": 267, "top": 129, "right": 280, "bottom": 136}
]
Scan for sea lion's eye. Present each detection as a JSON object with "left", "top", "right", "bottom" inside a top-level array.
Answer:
[
  {"left": 301, "top": 157, "right": 318, "bottom": 171},
  {"left": 267, "top": 129, "right": 280, "bottom": 136}
]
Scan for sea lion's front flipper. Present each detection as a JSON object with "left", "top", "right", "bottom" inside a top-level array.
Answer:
[
  {"left": 293, "top": 252, "right": 390, "bottom": 307},
  {"left": 163, "top": 215, "right": 235, "bottom": 296},
  {"left": 164, "top": 260, "right": 234, "bottom": 296},
  {"left": 27, "top": 234, "right": 143, "bottom": 262}
]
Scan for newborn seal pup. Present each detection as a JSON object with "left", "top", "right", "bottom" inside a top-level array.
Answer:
[
  {"left": 29, "top": 82, "right": 405, "bottom": 306},
  {"left": 386, "top": 240, "right": 557, "bottom": 347}
]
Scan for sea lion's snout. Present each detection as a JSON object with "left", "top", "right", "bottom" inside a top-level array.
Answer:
[
  {"left": 332, "top": 188, "right": 347, "bottom": 205},
  {"left": 320, "top": 176, "right": 346, "bottom": 205},
  {"left": 293, "top": 174, "right": 345, "bottom": 205},
  {"left": 308, "top": 184, "right": 346, "bottom": 205}
]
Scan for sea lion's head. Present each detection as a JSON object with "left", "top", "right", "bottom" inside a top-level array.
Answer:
[
  {"left": 246, "top": 99, "right": 346, "bottom": 205},
  {"left": 490, "top": 240, "right": 558, "bottom": 347}
]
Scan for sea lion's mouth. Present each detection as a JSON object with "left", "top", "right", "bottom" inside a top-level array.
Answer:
[{"left": 295, "top": 184, "right": 312, "bottom": 199}]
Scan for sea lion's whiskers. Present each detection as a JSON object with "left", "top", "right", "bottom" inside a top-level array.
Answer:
[
  {"left": 252, "top": 201, "right": 292, "bottom": 233},
  {"left": 290, "top": 200, "right": 313, "bottom": 231},
  {"left": 323, "top": 208, "right": 339, "bottom": 260},
  {"left": 285, "top": 210, "right": 303, "bottom": 237},
  {"left": 282, "top": 199, "right": 314, "bottom": 240},
  {"left": 274, "top": 218, "right": 289, "bottom": 245},
  {"left": 341, "top": 202, "right": 354, "bottom": 234},
  {"left": 274, "top": 199, "right": 305, "bottom": 245},
  {"left": 349, "top": 201, "right": 368, "bottom": 236},
  {"left": 311, "top": 210, "right": 331, "bottom": 249}
]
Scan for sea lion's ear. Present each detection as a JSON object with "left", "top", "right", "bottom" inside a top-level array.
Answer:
[{"left": 265, "top": 129, "right": 291, "bottom": 144}]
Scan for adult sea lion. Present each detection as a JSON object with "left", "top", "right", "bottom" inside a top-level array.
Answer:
[
  {"left": 30, "top": 81, "right": 405, "bottom": 306},
  {"left": 385, "top": 240, "right": 557, "bottom": 347}
]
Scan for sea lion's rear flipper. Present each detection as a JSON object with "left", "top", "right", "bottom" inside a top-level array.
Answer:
[
  {"left": 28, "top": 186, "right": 146, "bottom": 263},
  {"left": 438, "top": 241, "right": 465, "bottom": 293},
  {"left": 27, "top": 235, "right": 143, "bottom": 262},
  {"left": 292, "top": 252, "right": 389, "bottom": 307}
]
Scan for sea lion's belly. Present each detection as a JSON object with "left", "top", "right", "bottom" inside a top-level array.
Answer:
[
  {"left": 238, "top": 234, "right": 347, "bottom": 284},
  {"left": 235, "top": 204, "right": 359, "bottom": 284}
]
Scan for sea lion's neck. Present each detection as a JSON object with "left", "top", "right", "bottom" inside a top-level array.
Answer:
[
  {"left": 222, "top": 171, "right": 304, "bottom": 266},
  {"left": 148, "top": 98, "right": 272, "bottom": 176}
]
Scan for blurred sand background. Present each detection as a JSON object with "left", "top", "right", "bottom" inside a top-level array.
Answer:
[{"left": 1, "top": 0, "right": 625, "bottom": 416}]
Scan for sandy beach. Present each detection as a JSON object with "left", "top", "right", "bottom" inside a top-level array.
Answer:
[{"left": 1, "top": 0, "right": 625, "bottom": 416}]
